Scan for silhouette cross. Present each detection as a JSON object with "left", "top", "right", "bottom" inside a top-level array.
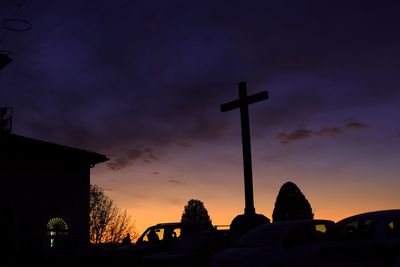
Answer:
[{"left": 221, "top": 81, "right": 268, "bottom": 215}]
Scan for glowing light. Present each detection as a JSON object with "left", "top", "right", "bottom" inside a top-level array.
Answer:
[{"left": 46, "top": 217, "right": 68, "bottom": 247}]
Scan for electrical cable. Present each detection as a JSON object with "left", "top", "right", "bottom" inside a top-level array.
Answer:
[
  {"left": 13, "top": 0, "right": 97, "bottom": 56},
  {"left": 0, "top": 0, "right": 28, "bottom": 49}
]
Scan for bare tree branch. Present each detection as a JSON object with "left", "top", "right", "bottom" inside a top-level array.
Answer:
[{"left": 89, "top": 185, "right": 137, "bottom": 244}]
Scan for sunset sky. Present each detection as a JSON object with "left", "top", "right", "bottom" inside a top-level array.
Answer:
[{"left": 1, "top": 0, "right": 399, "bottom": 234}]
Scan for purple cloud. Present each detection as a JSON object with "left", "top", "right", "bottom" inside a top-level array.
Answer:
[
  {"left": 276, "top": 122, "right": 369, "bottom": 145},
  {"left": 345, "top": 121, "right": 370, "bottom": 129},
  {"left": 276, "top": 129, "right": 319, "bottom": 145},
  {"left": 107, "top": 146, "right": 161, "bottom": 171}
]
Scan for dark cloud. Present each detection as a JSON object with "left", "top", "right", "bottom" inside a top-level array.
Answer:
[
  {"left": 276, "top": 122, "right": 368, "bottom": 145},
  {"left": 345, "top": 122, "right": 370, "bottom": 129},
  {"left": 167, "top": 197, "right": 184, "bottom": 206},
  {"left": 151, "top": 171, "right": 159, "bottom": 175},
  {"left": 148, "top": 154, "right": 160, "bottom": 161},
  {"left": 107, "top": 157, "right": 130, "bottom": 171},
  {"left": 129, "top": 192, "right": 147, "bottom": 199},
  {"left": 107, "top": 146, "right": 160, "bottom": 171},
  {"left": 319, "top": 127, "right": 343, "bottom": 136},
  {"left": 0, "top": 0, "right": 398, "bottom": 154},
  {"left": 126, "top": 149, "right": 144, "bottom": 160},
  {"left": 168, "top": 179, "right": 183, "bottom": 184},
  {"left": 177, "top": 141, "right": 192, "bottom": 148},
  {"left": 276, "top": 129, "right": 319, "bottom": 145},
  {"left": 98, "top": 186, "right": 113, "bottom": 192}
]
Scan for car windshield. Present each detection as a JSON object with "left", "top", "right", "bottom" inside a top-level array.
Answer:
[
  {"left": 137, "top": 224, "right": 183, "bottom": 244},
  {"left": 236, "top": 224, "right": 290, "bottom": 248}
]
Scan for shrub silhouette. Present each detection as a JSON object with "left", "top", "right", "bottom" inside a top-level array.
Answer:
[
  {"left": 272, "top": 181, "right": 314, "bottom": 222},
  {"left": 181, "top": 199, "right": 212, "bottom": 226}
]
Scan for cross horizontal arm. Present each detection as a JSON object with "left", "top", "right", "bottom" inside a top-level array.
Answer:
[
  {"left": 220, "top": 99, "right": 241, "bottom": 112},
  {"left": 220, "top": 91, "right": 269, "bottom": 112}
]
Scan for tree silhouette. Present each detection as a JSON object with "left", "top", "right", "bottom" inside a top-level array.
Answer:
[
  {"left": 181, "top": 199, "right": 212, "bottom": 226},
  {"left": 272, "top": 181, "right": 314, "bottom": 222},
  {"left": 89, "top": 184, "right": 137, "bottom": 244}
]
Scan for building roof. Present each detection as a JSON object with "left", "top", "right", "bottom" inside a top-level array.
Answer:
[{"left": 0, "top": 133, "right": 108, "bottom": 166}]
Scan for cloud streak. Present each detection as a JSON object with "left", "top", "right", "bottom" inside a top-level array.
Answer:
[
  {"left": 345, "top": 122, "right": 370, "bottom": 129},
  {"left": 168, "top": 179, "right": 183, "bottom": 184},
  {"left": 276, "top": 122, "right": 368, "bottom": 145},
  {"left": 276, "top": 129, "right": 319, "bottom": 145},
  {"left": 107, "top": 147, "right": 160, "bottom": 171}
]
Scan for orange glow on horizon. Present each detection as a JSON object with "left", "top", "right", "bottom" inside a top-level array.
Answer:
[{"left": 92, "top": 137, "right": 400, "bottom": 236}]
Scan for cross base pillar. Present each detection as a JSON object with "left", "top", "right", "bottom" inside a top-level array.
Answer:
[{"left": 229, "top": 213, "right": 270, "bottom": 242}]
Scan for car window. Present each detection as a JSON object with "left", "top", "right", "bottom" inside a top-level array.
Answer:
[
  {"left": 359, "top": 219, "right": 375, "bottom": 238},
  {"left": 340, "top": 220, "right": 359, "bottom": 239},
  {"left": 236, "top": 224, "right": 289, "bottom": 248},
  {"left": 385, "top": 218, "right": 400, "bottom": 237},
  {"left": 142, "top": 227, "right": 165, "bottom": 242},
  {"left": 172, "top": 228, "right": 181, "bottom": 238},
  {"left": 313, "top": 223, "right": 331, "bottom": 241},
  {"left": 283, "top": 223, "right": 331, "bottom": 248},
  {"left": 315, "top": 224, "right": 327, "bottom": 234},
  {"left": 338, "top": 219, "right": 376, "bottom": 240},
  {"left": 162, "top": 226, "right": 181, "bottom": 241},
  {"left": 154, "top": 228, "right": 165, "bottom": 240}
]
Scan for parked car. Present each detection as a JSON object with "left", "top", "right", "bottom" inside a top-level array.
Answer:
[
  {"left": 211, "top": 219, "right": 335, "bottom": 267},
  {"left": 114, "top": 222, "right": 213, "bottom": 264},
  {"left": 319, "top": 209, "right": 400, "bottom": 267},
  {"left": 140, "top": 228, "right": 229, "bottom": 267}
]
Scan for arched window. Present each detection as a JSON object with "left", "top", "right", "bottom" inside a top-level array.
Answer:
[{"left": 46, "top": 217, "right": 69, "bottom": 248}]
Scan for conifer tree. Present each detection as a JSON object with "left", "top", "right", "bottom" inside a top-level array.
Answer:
[{"left": 181, "top": 199, "right": 212, "bottom": 226}]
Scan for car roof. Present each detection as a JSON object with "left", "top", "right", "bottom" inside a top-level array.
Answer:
[
  {"left": 153, "top": 222, "right": 182, "bottom": 227},
  {"left": 151, "top": 222, "right": 212, "bottom": 228},
  {"left": 235, "top": 219, "right": 334, "bottom": 248},
  {"left": 269, "top": 219, "right": 334, "bottom": 225},
  {"left": 247, "top": 219, "right": 334, "bottom": 232},
  {"left": 337, "top": 209, "right": 400, "bottom": 224}
]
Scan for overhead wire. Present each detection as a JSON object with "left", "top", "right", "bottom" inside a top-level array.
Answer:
[
  {"left": 0, "top": 0, "right": 28, "bottom": 50},
  {"left": 0, "top": 0, "right": 133, "bottom": 63},
  {"left": 13, "top": 0, "right": 133, "bottom": 56},
  {"left": 14, "top": 0, "right": 97, "bottom": 56}
]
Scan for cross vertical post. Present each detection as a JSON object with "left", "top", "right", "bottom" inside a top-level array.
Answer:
[
  {"left": 239, "top": 82, "right": 255, "bottom": 214},
  {"left": 221, "top": 81, "right": 268, "bottom": 215}
]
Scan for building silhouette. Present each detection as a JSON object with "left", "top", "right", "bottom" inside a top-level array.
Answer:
[{"left": 0, "top": 133, "right": 108, "bottom": 260}]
